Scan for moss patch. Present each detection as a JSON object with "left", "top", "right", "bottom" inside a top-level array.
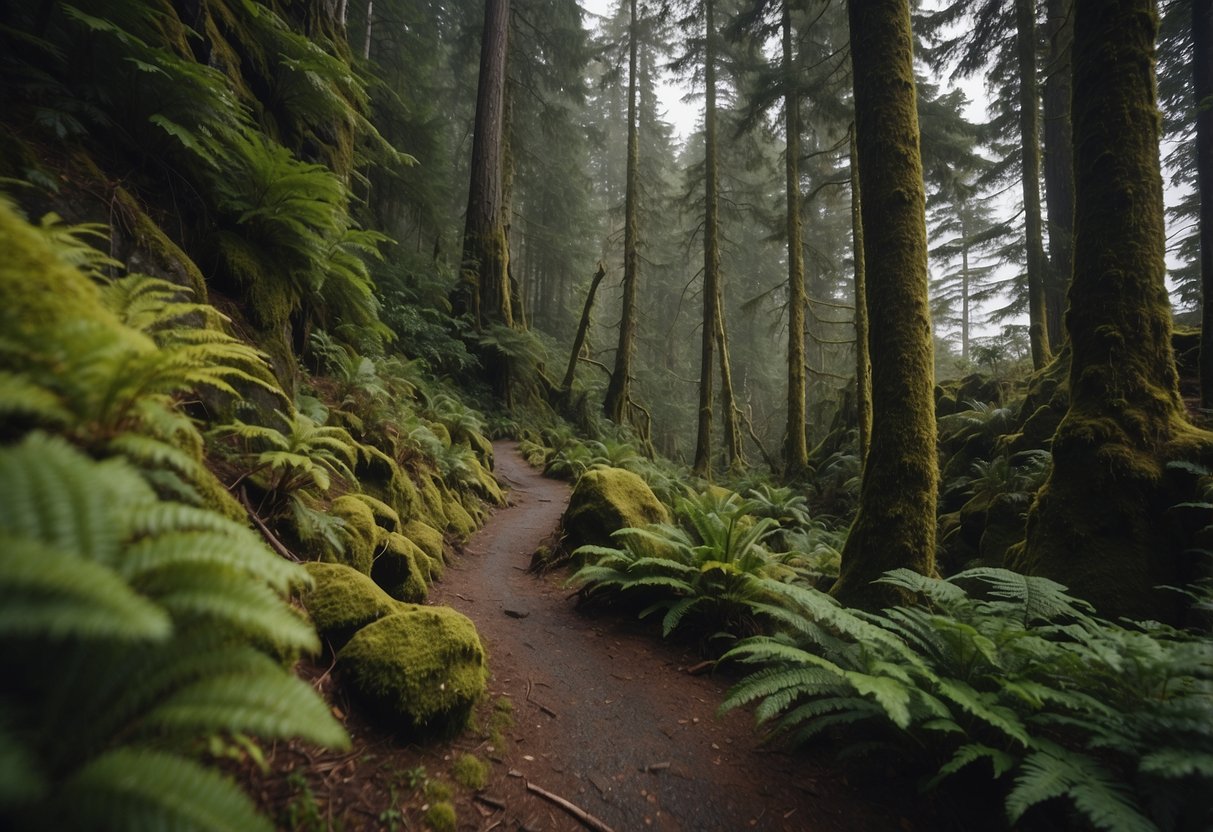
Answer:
[
  {"left": 329, "top": 494, "right": 378, "bottom": 575},
  {"left": 356, "top": 446, "right": 417, "bottom": 522},
  {"left": 371, "top": 532, "right": 429, "bottom": 603},
  {"left": 561, "top": 467, "right": 670, "bottom": 553},
  {"left": 403, "top": 519, "right": 445, "bottom": 564},
  {"left": 423, "top": 801, "right": 456, "bottom": 832},
  {"left": 351, "top": 492, "right": 401, "bottom": 534},
  {"left": 337, "top": 607, "right": 487, "bottom": 738},
  {"left": 301, "top": 562, "right": 408, "bottom": 646},
  {"left": 451, "top": 754, "right": 488, "bottom": 790}
]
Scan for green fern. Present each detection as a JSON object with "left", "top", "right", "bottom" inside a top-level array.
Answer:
[{"left": 0, "top": 434, "right": 347, "bottom": 830}]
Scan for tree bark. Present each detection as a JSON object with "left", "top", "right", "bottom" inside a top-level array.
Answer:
[
  {"left": 458, "top": 0, "right": 513, "bottom": 332},
  {"left": 605, "top": 0, "right": 641, "bottom": 425},
  {"left": 849, "top": 123, "right": 871, "bottom": 470},
  {"left": 1042, "top": 0, "right": 1074, "bottom": 349},
  {"left": 1196, "top": 0, "right": 1213, "bottom": 408},
  {"left": 833, "top": 0, "right": 936, "bottom": 608},
  {"left": 716, "top": 281, "right": 745, "bottom": 471},
  {"left": 1016, "top": 0, "right": 1051, "bottom": 369},
  {"left": 692, "top": 0, "right": 721, "bottom": 479},
  {"left": 563, "top": 264, "right": 607, "bottom": 392},
  {"left": 1016, "top": 0, "right": 1212, "bottom": 621},
  {"left": 783, "top": 2, "right": 810, "bottom": 477}
]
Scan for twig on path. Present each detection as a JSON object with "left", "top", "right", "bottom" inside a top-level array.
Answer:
[
  {"left": 525, "top": 782, "right": 617, "bottom": 832},
  {"left": 474, "top": 794, "right": 507, "bottom": 811},
  {"left": 455, "top": 593, "right": 474, "bottom": 602},
  {"left": 525, "top": 678, "right": 557, "bottom": 718},
  {"left": 640, "top": 761, "right": 670, "bottom": 773}
]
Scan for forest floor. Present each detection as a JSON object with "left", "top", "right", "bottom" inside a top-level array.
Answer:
[{"left": 236, "top": 443, "right": 937, "bottom": 831}]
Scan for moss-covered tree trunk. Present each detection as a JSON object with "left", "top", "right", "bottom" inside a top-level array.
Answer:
[
  {"left": 832, "top": 0, "right": 936, "bottom": 608},
  {"left": 960, "top": 202, "right": 972, "bottom": 361},
  {"left": 849, "top": 123, "right": 871, "bottom": 469},
  {"left": 604, "top": 0, "right": 641, "bottom": 425},
  {"left": 1016, "top": 0, "right": 1051, "bottom": 370},
  {"left": 1015, "top": 0, "right": 1212, "bottom": 620},
  {"left": 692, "top": 0, "right": 721, "bottom": 479},
  {"left": 1196, "top": 0, "right": 1213, "bottom": 408},
  {"left": 1042, "top": 0, "right": 1074, "bottom": 350},
  {"left": 783, "top": 2, "right": 809, "bottom": 477},
  {"left": 458, "top": 0, "right": 513, "bottom": 332}
]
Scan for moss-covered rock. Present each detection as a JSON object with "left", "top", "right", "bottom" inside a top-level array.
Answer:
[
  {"left": 404, "top": 519, "right": 445, "bottom": 564},
  {"left": 372, "top": 532, "right": 429, "bottom": 603},
  {"left": 562, "top": 467, "right": 670, "bottom": 553},
  {"left": 337, "top": 607, "right": 487, "bottom": 738},
  {"left": 301, "top": 562, "right": 408, "bottom": 646},
  {"left": 414, "top": 470, "right": 448, "bottom": 527},
  {"left": 351, "top": 492, "right": 401, "bottom": 534},
  {"left": 356, "top": 446, "right": 417, "bottom": 522},
  {"left": 330, "top": 494, "right": 377, "bottom": 575},
  {"left": 444, "top": 497, "right": 477, "bottom": 540}
]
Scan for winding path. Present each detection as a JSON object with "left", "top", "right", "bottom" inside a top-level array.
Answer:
[{"left": 430, "top": 442, "right": 902, "bottom": 832}]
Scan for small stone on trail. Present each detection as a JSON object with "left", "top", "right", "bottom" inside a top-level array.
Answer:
[{"left": 504, "top": 608, "right": 529, "bottom": 619}]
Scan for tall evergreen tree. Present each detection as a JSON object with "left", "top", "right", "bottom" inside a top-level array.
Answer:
[
  {"left": 604, "top": 0, "right": 643, "bottom": 424},
  {"left": 458, "top": 0, "right": 513, "bottom": 333},
  {"left": 1016, "top": 0, "right": 1213, "bottom": 620},
  {"left": 1042, "top": 0, "right": 1074, "bottom": 348},
  {"left": 832, "top": 0, "right": 937, "bottom": 607}
]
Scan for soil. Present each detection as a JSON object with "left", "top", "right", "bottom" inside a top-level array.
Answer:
[{"left": 235, "top": 443, "right": 932, "bottom": 831}]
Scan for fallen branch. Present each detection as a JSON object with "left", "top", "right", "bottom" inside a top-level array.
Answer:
[
  {"left": 474, "top": 794, "right": 507, "bottom": 811},
  {"left": 525, "top": 782, "right": 616, "bottom": 832},
  {"left": 239, "top": 487, "right": 301, "bottom": 562}
]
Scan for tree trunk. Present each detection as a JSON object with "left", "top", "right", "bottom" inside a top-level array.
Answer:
[
  {"left": 717, "top": 281, "right": 745, "bottom": 471},
  {"left": 362, "top": 0, "right": 373, "bottom": 60},
  {"left": 960, "top": 201, "right": 971, "bottom": 362},
  {"left": 833, "top": 0, "right": 936, "bottom": 608},
  {"left": 692, "top": 0, "right": 721, "bottom": 479},
  {"left": 783, "top": 2, "right": 810, "bottom": 477},
  {"left": 1016, "top": 0, "right": 1212, "bottom": 621},
  {"left": 1196, "top": 0, "right": 1213, "bottom": 408},
  {"left": 1016, "top": 0, "right": 1051, "bottom": 370},
  {"left": 1042, "top": 0, "right": 1074, "bottom": 349},
  {"left": 563, "top": 264, "right": 607, "bottom": 392},
  {"left": 605, "top": 0, "right": 641, "bottom": 425},
  {"left": 458, "top": 0, "right": 513, "bottom": 332},
  {"left": 849, "top": 123, "right": 872, "bottom": 470}
]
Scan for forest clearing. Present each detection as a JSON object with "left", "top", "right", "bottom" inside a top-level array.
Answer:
[{"left": 1, "top": 0, "right": 1211, "bottom": 830}]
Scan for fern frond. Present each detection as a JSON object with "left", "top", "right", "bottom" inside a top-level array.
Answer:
[
  {"left": 1007, "top": 744, "right": 1156, "bottom": 832},
  {"left": 59, "top": 747, "right": 273, "bottom": 832},
  {"left": 142, "top": 672, "right": 349, "bottom": 749},
  {"left": 0, "top": 371, "right": 71, "bottom": 425},
  {"left": 928, "top": 743, "right": 1017, "bottom": 789},
  {"left": 0, "top": 537, "right": 171, "bottom": 641}
]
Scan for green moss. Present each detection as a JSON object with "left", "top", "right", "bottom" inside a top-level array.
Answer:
[
  {"left": 337, "top": 607, "right": 487, "bottom": 738},
  {"left": 350, "top": 492, "right": 400, "bottom": 533},
  {"left": 451, "top": 754, "right": 489, "bottom": 790},
  {"left": 415, "top": 471, "right": 448, "bottom": 527},
  {"left": 329, "top": 494, "right": 377, "bottom": 575},
  {"left": 464, "top": 430, "right": 495, "bottom": 468},
  {"left": 301, "top": 562, "right": 408, "bottom": 646},
  {"left": 423, "top": 802, "right": 456, "bottom": 832},
  {"left": 424, "top": 780, "right": 453, "bottom": 802},
  {"left": 443, "top": 497, "right": 477, "bottom": 541},
  {"left": 356, "top": 446, "right": 417, "bottom": 522},
  {"left": 561, "top": 467, "right": 670, "bottom": 553},
  {"left": 403, "top": 519, "right": 445, "bottom": 564},
  {"left": 371, "top": 532, "right": 429, "bottom": 603},
  {"left": 428, "top": 421, "right": 452, "bottom": 448}
]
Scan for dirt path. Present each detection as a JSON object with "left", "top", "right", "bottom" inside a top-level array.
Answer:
[{"left": 430, "top": 443, "right": 908, "bottom": 832}]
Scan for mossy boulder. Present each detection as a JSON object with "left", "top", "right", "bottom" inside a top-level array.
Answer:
[
  {"left": 415, "top": 470, "right": 448, "bottom": 527},
  {"left": 356, "top": 446, "right": 417, "bottom": 522},
  {"left": 301, "top": 562, "right": 409, "bottom": 646},
  {"left": 444, "top": 497, "right": 477, "bottom": 540},
  {"left": 351, "top": 492, "right": 401, "bottom": 534},
  {"left": 330, "top": 494, "right": 377, "bottom": 575},
  {"left": 404, "top": 519, "right": 445, "bottom": 564},
  {"left": 372, "top": 532, "right": 429, "bottom": 603},
  {"left": 337, "top": 607, "right": 487, "bottom": 738},
  {"left": 562, "top": 467, "right": 670, "bottom": 553}
]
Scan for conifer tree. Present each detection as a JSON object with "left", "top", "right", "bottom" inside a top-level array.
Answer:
[
  {"left": 1016, "top": 0, "right": 1213, "bottom": 620},
  {"left": 831, "top": 0, "right": 937, "bottom": 608}
]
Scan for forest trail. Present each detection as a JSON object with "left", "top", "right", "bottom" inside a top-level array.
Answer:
[{"left": 429, "top": 443, "right": 905, "bottom": 832}]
